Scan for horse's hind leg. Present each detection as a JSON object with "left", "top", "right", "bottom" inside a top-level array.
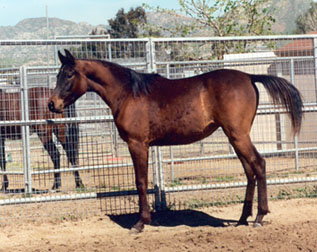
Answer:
[
  {"left": 225, "top": 131, "right": 269, "bottom": 226},
  {"left": 236, "top": 157, "right": 256, "bottom": 225},
  {"left": 128, "top": 140, "right": 151, "bottom": 232},
  {"left": 0, "top": 136, "right": 8, "bottom": 192}
]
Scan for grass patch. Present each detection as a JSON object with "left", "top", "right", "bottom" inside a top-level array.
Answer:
[
  {"left": 185, "top": 196, "right": 244, "bottom": 209},
  {"left": 169, "top": 179, "right": 184, "bottom": 187},
  {"left": 276, "top": 186, "right": 317, "bottom": 200},
  {"left": 214, "top": 176, "right": 234, "bottom": 182}
]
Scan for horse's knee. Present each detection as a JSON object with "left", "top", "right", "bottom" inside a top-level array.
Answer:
[{"left": 136, "top": 181, "right": 147, "bottom": 193}]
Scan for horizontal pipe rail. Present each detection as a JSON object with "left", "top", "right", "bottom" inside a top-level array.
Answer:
[
  {"left": 165, "top": 176, "right": 317, "bottom": 193},
  {"left": 156, "top": 56, "right": 315, "bottom": 66},
  {"left": 162, "top": 146, "right": 317, "bottom": 164},
  {"left": 0, "top": 189, "right": 157, "bottom": 206},
  {"left": 1, "top": 34, "right": 316, "bottom": 46}
]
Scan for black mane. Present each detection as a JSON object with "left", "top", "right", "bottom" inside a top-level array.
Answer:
[
  {"left": 96, "top": 60, "right": 160, "bottom": 97},
  {"left": 129, "top": 69, "right": 160, "bottom": 96}
]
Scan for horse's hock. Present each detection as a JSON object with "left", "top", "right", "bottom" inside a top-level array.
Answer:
[{"left": 0, "top": 35, "right": 316, "bottom": 224}]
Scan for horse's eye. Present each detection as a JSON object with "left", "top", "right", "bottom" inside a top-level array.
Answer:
[{"left": 67, "top": 73, "right": 73, "bottom": 79}]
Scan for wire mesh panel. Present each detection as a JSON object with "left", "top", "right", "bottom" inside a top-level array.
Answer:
[
  {"left": 0, "top": 36, "right": 316, "bottom": 221},
  {"left": 0, "top": 39, "right": 155, "bottom": 222},
  {"left": 0, "top": 72, "right": 25, "bottom": 194},
  {"left": 151, "top": 36, "right": 317, "bottom": 209}
]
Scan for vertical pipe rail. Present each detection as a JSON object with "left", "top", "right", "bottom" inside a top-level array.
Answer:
[
  {"left": 152, "top": 147, "right": 161, "bottom": 211},
  {"left": 170, "top": 146, "right": 175, "bottom": 182},
  {"left": 165, "top": 64, "right": 175, "bottom": 182},
  {"left": 290, "top": 59, "right": 299, "bottom": 172},
  {"left": 157, "top": 146, "right": 166, "bottom": 210},
  {"left": 146, "top": 38, "right": 156, "bottom": 73},
  {"left": 20, "top": 66, "right": 32, "bottom": 194},
  {"left": 146, "top": 39, "right": 152, "bottom": 73},
  {"left": 314, "top": 38, "right": 317, "bottom": 102},
  {"left": 107, "top": 42, "right": 112, "bottom": 61}
]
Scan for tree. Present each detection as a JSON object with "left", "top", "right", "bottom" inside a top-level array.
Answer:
[
  {"left": 295, "top": 1, "right": 317, "bottom": 34},
  {"left": 107, "top": 7, "right": 147, "bottom": 38},
  {"left": 144, "top": 0, "right": 276, "bottom": 60},
  {"left": 144, "top": 0, "right": 276, "bottom": 37}
]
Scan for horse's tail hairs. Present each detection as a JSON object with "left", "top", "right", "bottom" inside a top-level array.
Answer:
[{"left": 250, "top": 74, "right": 303, "bottom": 135}]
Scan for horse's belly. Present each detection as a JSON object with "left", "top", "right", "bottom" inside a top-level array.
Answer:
[
  {"left": 151, "top": 134, "right": 204, "bottom": 146},
  {"left": 150, "top": 123, "right": 218, "bottom": 146}
]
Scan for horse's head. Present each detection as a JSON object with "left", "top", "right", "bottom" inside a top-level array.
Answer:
[{"left": 48, "top": 49, "right": 87, "bottom": 113}]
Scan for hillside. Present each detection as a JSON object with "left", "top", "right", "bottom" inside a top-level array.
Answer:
[
  {"left": 0, "top": 1, "right": 313, "bottom": 67},
  {"left": 271, "top": 0, "right": 312, "bottom": 34},
  {"left": 0, "top": 0, "right": 313, "bottom": 41},
  {"left": 0, "top": 17, "right": 107, "bottom": 40}
]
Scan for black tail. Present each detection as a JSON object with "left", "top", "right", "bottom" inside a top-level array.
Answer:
[
  {"left": 64, "top": 103, "right": 79, "bottom": 165},
  {"left": 250, "top": 74, "right": 303, "bottom": 135}
]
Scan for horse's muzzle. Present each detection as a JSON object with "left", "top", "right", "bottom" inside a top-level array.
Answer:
[{"left": 48, "top": 100, "right": 63, "bottom": 113}]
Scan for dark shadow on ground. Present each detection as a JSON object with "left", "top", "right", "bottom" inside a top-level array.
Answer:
[
  {"left": 109, "top": 209, "right": 238, "bottom": 230},
  {"left": 1, "top": 188, "right": 49, "bottom": 194}
]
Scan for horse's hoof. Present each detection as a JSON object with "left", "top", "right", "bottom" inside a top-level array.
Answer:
[
  {"left": 1, "top": 183, "right": 8, "bottom": 193},
  {"left": 129, "top": 227, "right": 142, "bottom": 234},
  {"left": 130, "top": 221, "right": 145, "bottom": 233},
  {"left": 75, "top": 181, "right": 85, "bottom": 189},
  {"left": 52, "top": 183, "right": 61, "bottom": 191},
  {"left": 51, "top": 186, "right": 61, "bottom": 192},
  {"left": 253, "top": 222, "right": 262, "bottom": 228}
]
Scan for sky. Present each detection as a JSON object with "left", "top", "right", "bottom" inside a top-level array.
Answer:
[{"left": 0, "top": 0, "right": 181, "bottom": 26}]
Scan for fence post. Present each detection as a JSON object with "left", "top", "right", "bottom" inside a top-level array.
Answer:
[
  {"left": 107, "top": 42, "right": 112, "bottom": 61},
  {"left": 157, "top": 146, "right": 166, "bottom": 210},
  {"left": 314, "top": 37, "right": 317, "bottom": 102},
  {"left": 152, "top": 147, "right": 161, "bottom": 210},
  {"left": 20, "top": 66, "right": 32, "bottom": 195},
  {"left": 169, "top": 146, "right": 175, "bottom": 182},
  {"left": 152, "top": 146, "right": 166, "bottom": 211},
  {"left": 146, "top": 38, "right": 156, "bottom": 73},
  {"left": 290, "top": 58, "right": 299, "bottom": 172}
]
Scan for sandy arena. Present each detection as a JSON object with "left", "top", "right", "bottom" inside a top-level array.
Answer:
[{"left": 0, "top": 197, "right": 316, "bottom": 252}]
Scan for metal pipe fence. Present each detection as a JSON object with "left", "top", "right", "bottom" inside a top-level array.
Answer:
[{"left": 0, "top": 35, "right": 316, "bottom": 221}]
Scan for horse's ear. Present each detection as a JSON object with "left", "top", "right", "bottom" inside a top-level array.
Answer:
[
  {"left": 58, "top": 50, "right": 66, "bottom": 64},
  {"left": 58, "top": 50, "right": 75, "bottom": 66},
  {"left": 64, "top": 49, "right": 75, "bottom": 62}
]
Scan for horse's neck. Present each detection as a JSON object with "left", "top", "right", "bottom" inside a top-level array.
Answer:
[{"left": 81, "top": 60, "right": 130, "bottom": 115}]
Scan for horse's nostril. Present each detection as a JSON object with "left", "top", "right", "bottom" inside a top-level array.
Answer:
[{"left": 48, "top": 101, "right": 55, "bottom": 111}]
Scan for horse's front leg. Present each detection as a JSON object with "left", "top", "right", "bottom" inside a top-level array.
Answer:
[
  {"left": 128, "top": 140, "right": 151, "bottom": 232},
  {"left": 37, "top": 130, "right": 62, "bottom": 190}
]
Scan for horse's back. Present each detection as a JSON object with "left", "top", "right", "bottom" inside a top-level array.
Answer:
[{"left": 168, "top": 69, "right": 258, "bottom": 117}]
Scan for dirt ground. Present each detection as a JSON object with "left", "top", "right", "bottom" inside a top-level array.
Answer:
[{"left": 0, "top": 198, "right": 316, "bottom": 252}]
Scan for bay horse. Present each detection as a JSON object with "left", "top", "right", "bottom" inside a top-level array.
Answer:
[
  {"left": 48, "top": 49, "right": 303, "bottom": 232},
  {"left": 0, "top": 86, "right": 83, "bottom": 191}
]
